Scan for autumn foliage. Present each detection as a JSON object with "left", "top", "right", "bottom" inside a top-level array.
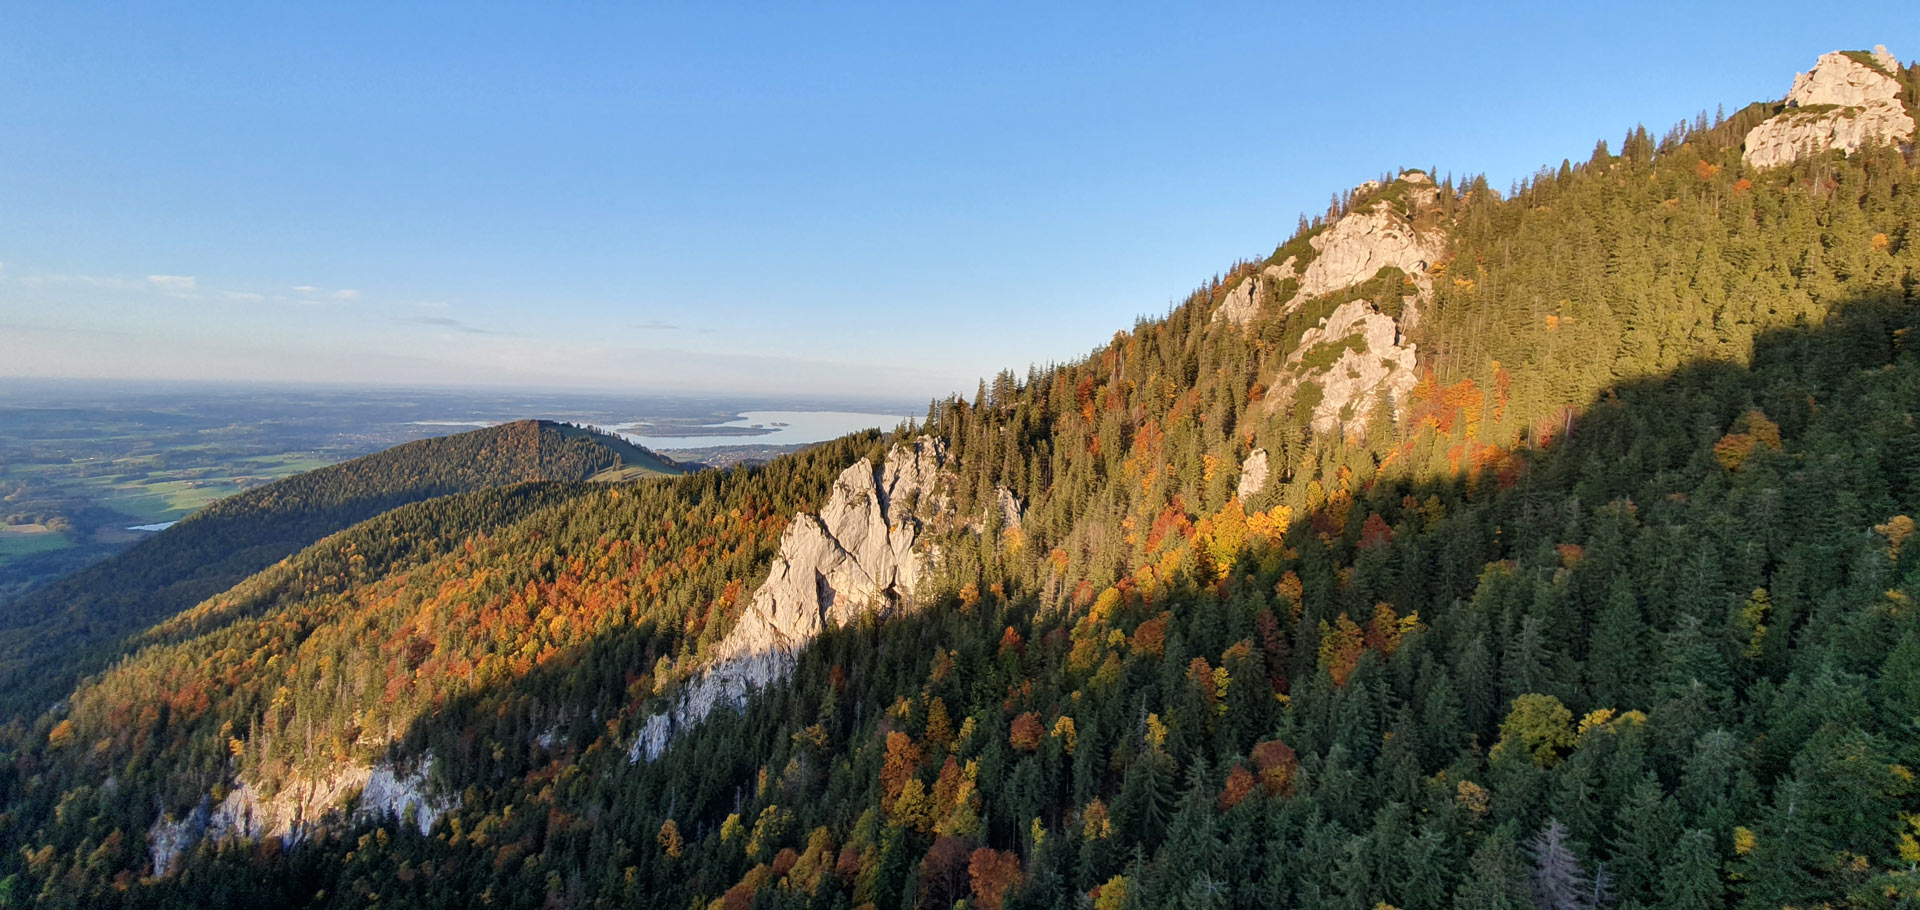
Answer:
[
  {"left": 1008, "top": 712, "right": 1044, "bottom": 752},
  {"left": 879, "top": 732, "right": 923, "bottom": 811},
  {"left": 1251, "top": 738, "right": 1300, "bottom": 796},
  {"left": 969, "top": 847, "right": 1023, "bottom": 910}
]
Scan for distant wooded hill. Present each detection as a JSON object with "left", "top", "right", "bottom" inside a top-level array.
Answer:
[{"left": 0, "top": 419, "right": 682, "bottom": 720}]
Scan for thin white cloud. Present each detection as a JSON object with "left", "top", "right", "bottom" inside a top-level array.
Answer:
[
  {"left": 5, "top": 267, "right": 381, "bottom": 312},
  {"left": 1, "top": 260, "right": 409, "bottom": 323},
  {"left": 283, "top": 284, "right": 362, "bottom": 303},
  {"left": 17, "top": 273, "right": 144, "bottom": 291}
]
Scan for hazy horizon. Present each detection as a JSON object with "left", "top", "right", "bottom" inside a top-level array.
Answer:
[
  {"left": 0, "top": 374, "right": 926, "bottom": 412},
  {"left": 3, "top": 2, "right": 1914, "bottom": 399}
]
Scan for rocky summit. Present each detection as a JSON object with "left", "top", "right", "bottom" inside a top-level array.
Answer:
[{"left": 1744, "top": 45, "right": 1915, "bottom": 167}]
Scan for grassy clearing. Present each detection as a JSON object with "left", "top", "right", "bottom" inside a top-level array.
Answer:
[
  {"left": 66, "top": 451, "right": 330, "bottom": 523},
  {"left": 106, "top": 480, "right": 245, "bottom": 522},
  {"left": 552, "top": 423, "right": 691, "bottom": 476},
  {"left": 0, "top": 525, "right": 73, "bottom": 559},
  {"left": 588, "top": 465, "right": 661, "bottom": 483},
  {"left": 241, "top": 453, "right": 334, "bottom": 474}
]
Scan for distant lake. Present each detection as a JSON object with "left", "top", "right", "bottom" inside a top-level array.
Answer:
[
  {"left": 616, "top": 410, "right": 915, "bottom": 450},
  {"left": 128, "top": 521, "right": 178, "bottom": 532}
]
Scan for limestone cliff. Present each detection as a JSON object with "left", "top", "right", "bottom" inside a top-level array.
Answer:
[
  {"left": 993, "top": 486, "right": 1026, "bottom": 531},
  {"left": 1276, "top": 299, "right": 1419, "bottom": 435},
  {"left": 1214, "top": 171, "right": 1442, "bottom": 334},
  {"left": 1211, "top": 258, "right": 1297, "bottom": 327},
  {"left": 1286, "top": 173, "right": 1443, "bottom": 311},
  {"left": 1743, "top": 46, "right": 1914, "bottom": 168},
  {"left": 631, "top": 438, "right": 951, "bottom": 761},
  {"left": 148, "top": 756, "right": 453, "bottom": 876},
  {"left": 1233, "top": 172, "right": 1439, "bottom": 444}
]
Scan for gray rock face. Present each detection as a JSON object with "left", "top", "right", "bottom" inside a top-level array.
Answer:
[
  {"left": 1744, "top": 47, "right": 1914, "bottom": 168},
  {"left": 149, "top": 775, "right": 356, "bottom": 876},
  {"left": 358, "top": 759, "right": 454, "bottom": 838},
  {"left": 1212, "top": 258, "right": 1297, "bottom": 327},
  {"left": 148, "top": 802, "right": 208, "bottom": 879},
  {"left": 148, "top": 756, "right": 454, "bottom": 876},
  {"left": 1282, "top": 299, "right": 1419, "bottom": 434},
  {"left": 1236, "top": 448, "right": 1270, "bottom": 500},
  {"left": 1245, "top": 173, "right": 1440, "bottom": 439},
  {"left": 631, "top": 438, "right": 950, "bottom": 761},
  {"left": 993, "top": 486, "right": 1026, "bottom": 531},
  {"left": 1289, "top": 174, "right": 1444, "bottom": 310},
  {"left": 1216, "top": 172, "right": 1443, "bottom": 331}
]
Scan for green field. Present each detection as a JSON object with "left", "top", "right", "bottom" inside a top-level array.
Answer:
[
  {"left": 68, "top": 453, "right": 339, "bottom": 525},
  {"left": 0, "top": 415, "right": 364, "bottom": 588},
  {"left": 0, "top": 526, "right": 72, "bottom": 559},
  {"left": 101, "top": 480, "right": 245, "bottom": 523}
]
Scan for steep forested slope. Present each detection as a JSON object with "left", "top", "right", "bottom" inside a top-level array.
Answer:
[
  {"left": 3, "top": 51, "right": 1920, "bottom": 910},
  {"left": 0, "top": 432, "right": 883, "bottom": 904},
  {"left": 0, "top": 420, "right": 682, "bottom": 721}
]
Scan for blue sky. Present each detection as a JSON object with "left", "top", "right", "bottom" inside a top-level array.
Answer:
[{"left": 1, "top": 2, "right": 1913, "bottom": 401}]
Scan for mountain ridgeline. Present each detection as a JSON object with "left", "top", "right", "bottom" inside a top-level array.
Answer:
[
  {"left": 0, "top": 419, "right": 684, "bottom": 721},
  {"left": 3, "top": 48, "right": 1920, "bottom": 910}
]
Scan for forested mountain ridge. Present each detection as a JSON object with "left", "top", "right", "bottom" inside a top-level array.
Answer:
[
  {"left": 2, "top": 47, "right": 1919, "bottom": 909},
  {"left": 0, "top": 419, "right": 683, "bottom": 723}
]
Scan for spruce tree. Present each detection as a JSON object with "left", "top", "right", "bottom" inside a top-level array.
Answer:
[
  {"left": 1453, "top": 825, "right": 1533, "bottom": 910},
  {"left": 1659, "top": 828, "right": 1723, "bottom": 910}
]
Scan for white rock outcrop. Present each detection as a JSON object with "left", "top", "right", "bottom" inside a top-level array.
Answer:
[
  {"left": 992, "top": 486, "right": 1025, "bottom": 531},
  {"left": 1242, "top": 172, "right": 1441, "bottom": 438},
  {"left": 1744, "top": 46, "right": 1914, "bottom": 168},
  {"left": 1217, "top": 172, "right": 1443, "bottom": 331},
  {"left": 1212, "top": 257, "right": 1297, "bottom": 327},
  {"left": 1236, "top": 448, "right": 1270, "bottom": 501},
  {"left": 358, "top": 759, "right": 453, "bottom": 838},
  {"left": 148, "top": 807, "right": 208, "bottom": 879},
  {"left": 148, "top": 756, "right": 454, "bottom": 876},
  {"left": 631, "top": 438, "right": 950, "bottom": 761},
  {"left": 1288, "top": 173, "right": 1444, "bottom": 309},
  {"left": 1279, "top": 299, "right": 1419, "bottom": 435}
]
